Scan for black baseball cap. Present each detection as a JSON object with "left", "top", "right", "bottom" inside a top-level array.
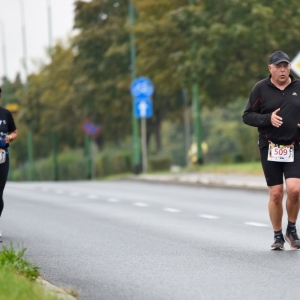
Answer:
[{"left": 269, "top": 51, "right": 291, "bottom": 65}]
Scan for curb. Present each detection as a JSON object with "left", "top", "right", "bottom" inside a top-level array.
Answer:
[
  {"left": 122, "top": 175, "right": 268, "bottom": 192},
  {"left": 36, "top": 277, "right": 78, "bottom": 300}
]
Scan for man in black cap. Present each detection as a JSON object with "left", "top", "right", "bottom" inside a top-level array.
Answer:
[{"left": 243, "top": 51, "right": 300, "bottom": 250}]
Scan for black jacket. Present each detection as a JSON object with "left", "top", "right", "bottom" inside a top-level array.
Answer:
[{"left": 243, "top": 75, "right": 300, "bottom": 148}]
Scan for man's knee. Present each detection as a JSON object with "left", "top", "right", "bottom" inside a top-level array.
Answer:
[{"left": 269, "top": 188, "right": 284, "bottom": 205}]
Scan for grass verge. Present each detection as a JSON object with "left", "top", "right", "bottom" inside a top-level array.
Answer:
[
  {"left": 184, "top": 161, "right": 264, "bottom": 175},
  {"left": 0, "top": 244, "right": 57, "bottom": 300}
]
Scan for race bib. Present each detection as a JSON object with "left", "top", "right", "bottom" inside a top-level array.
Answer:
[
  {"left": 268, "top": 142, "right": 294, "bottom": 162},
  {"left": 0, "top": 150, "right": 6, "bottom": 164}
]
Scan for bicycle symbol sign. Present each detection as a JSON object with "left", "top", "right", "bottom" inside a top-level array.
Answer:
[{"left": 130, "top": 77, "right": 154, "bottom": 99}]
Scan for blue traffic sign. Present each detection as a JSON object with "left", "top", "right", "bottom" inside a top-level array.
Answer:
[
  {"left": 134, "top": 98, "right": 153, "bottom": 118},
  {"left": 130, "top": 77, "right": 154, "bottom": 99}
]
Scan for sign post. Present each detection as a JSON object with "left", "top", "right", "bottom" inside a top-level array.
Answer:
[
  {"left": 83, "top": 120, "right": 102, "bottom": 179},
  {"left": 130, "top": 77, "right": 154, "bottom": 173}
]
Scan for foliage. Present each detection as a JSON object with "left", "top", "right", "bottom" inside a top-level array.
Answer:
[
  {"left": 0, "top": 244, "right": 39, "bottom": 280},
  {"left": 148, "top": 155, "right": 172, "bottom": 172},
  {"left": 73, "top": 0, "right": 132, "bottom": 145},
  {"left": 4, "top": 0, "right": 300, "bottom": 172},
  {"left": 11, "top": 149, "right": 132, "bottom": 181}
]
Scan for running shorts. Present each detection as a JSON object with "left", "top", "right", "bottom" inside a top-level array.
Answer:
[{"left": 260, "top": 147, "right": 300, "bottom": 186}]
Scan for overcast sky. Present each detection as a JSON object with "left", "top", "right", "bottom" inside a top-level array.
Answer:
[{"left": 0, "top": 0, "right": 76, "bottom": 82}]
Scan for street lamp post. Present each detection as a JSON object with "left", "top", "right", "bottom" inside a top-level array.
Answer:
[
  {"left": 0, "top": 20, "right": 8, "bottom": 84},
  {"left": 129, "top": 1, "right": 141, "bottom": 174},
  {"left": 18, "top": 0, "right": 35, "bottom": 180},
  {"left": 46, "top": 0, "right": 53, "bottom": 50},
  {"left": 46, "top": 0, "right": 59, "bottom": 181},
  {"left": 0, "top": 20, "right": 8, "bottom": 108},
  {"left": 189, "top": 0, "right": 203, "bottom": 164}
]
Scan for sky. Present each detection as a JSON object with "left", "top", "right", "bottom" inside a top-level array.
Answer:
[{"left": 0, "top": 0, "right": 77, "bottom": 82}]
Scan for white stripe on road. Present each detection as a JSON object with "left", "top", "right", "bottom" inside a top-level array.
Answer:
[
  {"left": 244, "top": 222, "right": 269, "bottom": 227},
  {"left": 70, "top": 192, "right": 79, "bottom": 196},
  {"left": 199, "top": 214, "right": 219, "bottom": 219},
  {"left": 163, "top": 208, "right": 181, "bottom": 213},
  {"left": 107, "top": 198, "right": 120, "bottom": 203},
  {"left": 133, "top": 202, "right": 149, "bottom": 207},
  {"left": 88, "top": 195, "right": 98, "bottom": 199},
  {"left": 55, "top": 190, "right": 63, "bottom": 194}
]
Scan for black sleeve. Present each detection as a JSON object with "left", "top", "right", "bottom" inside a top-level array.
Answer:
[
  {"left": 7, "top": 110, "right": 16, "bottom": 133},
  {"left": 242, "top": 82, "right": 271, "bottom": 127}
]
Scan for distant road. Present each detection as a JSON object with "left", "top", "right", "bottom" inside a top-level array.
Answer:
[{"left": 2, "top": 180, "right": 298, "bottom": 300}]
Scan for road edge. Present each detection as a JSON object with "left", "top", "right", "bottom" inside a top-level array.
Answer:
[{"left": 36, "top": 277, "right": 78, "bottom": 300}]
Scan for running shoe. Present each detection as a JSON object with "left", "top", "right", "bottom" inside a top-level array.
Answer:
[
  {"left": 285, "top": 229, "right": 300, "bottom": 249},
  {"left": 270, "top": 236, "right": 285, "bottom": 250}
]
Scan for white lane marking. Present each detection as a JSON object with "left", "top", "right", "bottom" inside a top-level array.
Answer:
[
  {"left": 41, "top": 187, "right": 48, "bottom": 192},
  {"left": 88, "top": 195, "right": 98, "bottom": 199},
  {"left": 13, "top": 186, "right": 36, "bottom": 190},
  {"left": 107, "top": 198, "right": 120, "bottom": 203},
  {"left": 133, "top": 202, "right": 149, "bottom": 207},
  {"left": 244, "top": 222, "right": 269, "bottom": 227},
  {"left": 70, "top": 192, "right": 79, "bottom": 196},
  {"left": 163, "top": 208, "right": 181, "bottom": 213},
  {"left": 55, "top": 190, "right": 63, "bottom": 194},
  {"left": 199, "top": 214, "right": 219, "bottom": 219}
]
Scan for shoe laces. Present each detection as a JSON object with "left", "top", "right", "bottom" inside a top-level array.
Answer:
[{"left": 274, "top": 236, "right": 284, "bottom": 243}]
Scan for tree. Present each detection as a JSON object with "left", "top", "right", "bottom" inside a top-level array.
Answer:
[
  {"left": 170, "top": 0, "right": 300, "bottom": 106},
  {"left": 73, "top": 0, "right": 133, "bottom": 146},
  {"left": 133, "top": 0, "right": 190, "bottom": 152}
]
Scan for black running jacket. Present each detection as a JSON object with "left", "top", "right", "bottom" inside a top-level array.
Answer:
[{"left": 243, "top": 75, "right": 300, "bottom": 148}]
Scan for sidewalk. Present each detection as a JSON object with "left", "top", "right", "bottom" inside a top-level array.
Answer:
[{"left": 131, "top": 172, "right": 268, "bottom": 191}]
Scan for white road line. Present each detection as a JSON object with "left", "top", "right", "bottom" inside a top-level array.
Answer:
[
  {"left": 199, "top": 214, "right": 219, "bottom": 219},
  {"left": 70, "top": 192, "right": 79, "bottom": 196},
  {"left": 244, "top": 222, "right": 269, "bottom": 227},
  {"left": 163, "top": 208, "right": 181, "bottom": 213},
  {"left": 55, "top": 190, "right": 63, "bottom": 194},
  {"left": 88, "top": 195, "right": 98, "bottom": 199},
  {"left": 13, "top": 186, "right": 36, "bottom": 190},
  {"left": 41, "top": 187, "right": 49, "bottom": 192},
  {"left": 133, "top": 202, "right": 149, "bottom": 207},
  {"left": 107, "top": 198, "right": 120, "bottom": 203}
]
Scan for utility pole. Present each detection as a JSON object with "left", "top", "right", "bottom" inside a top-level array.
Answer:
[
  {"left": 189, "top": 0, "right": 203, "bottom": 164},
  {"left": 18, "top": 0, "right": 35, "bottom": 180},
  {"left": 46, "top": 0, "right": 59, "bottom": 181},
  {"left": 129, "top": 1, "right": 141, "bottom": 174},
  {"left": 182, "top": 89, "right": 191, "bottom": 166},
  {"left": 0, "top": 20, "right": 7, "bottom": 107}
]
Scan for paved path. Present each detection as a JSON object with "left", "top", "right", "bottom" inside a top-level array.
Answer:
[{"left": 133, "top": 172, "right": 268, "bottom": 190}]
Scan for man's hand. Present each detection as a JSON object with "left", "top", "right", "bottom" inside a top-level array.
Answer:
[{"left": 271, "top": 108, "right": 283, "bottom": 128}]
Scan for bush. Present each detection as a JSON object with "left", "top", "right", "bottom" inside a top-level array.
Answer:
[
  {"left": 148, "top": 156, "right": 172, "bottom": 172},
  {"left": 11, "top": 150, "right": 133, "bottom": 181}
]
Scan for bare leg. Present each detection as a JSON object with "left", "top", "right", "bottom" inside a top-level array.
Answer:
[
  {"left": 268, "top": 184, "right": 284, "bottom": 231},
  {"left": 285, "top": 178, "right": 300, "bottom": 223}
]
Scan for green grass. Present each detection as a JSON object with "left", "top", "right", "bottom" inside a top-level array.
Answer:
[
  {"left": 0, "top": 244, "right": 56, "bottom": 300},
  {"left": 184, "top": 161, "right": 264, "bottom": 175},
  {"left": 97, "top": 162, "right": 264, "bottom": 181},
  {"left": 0, "top": 267, "right": 56, "bottom": 300}
]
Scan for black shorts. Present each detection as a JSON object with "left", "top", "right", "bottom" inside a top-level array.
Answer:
[{"left": 260, "top": 147, "right": 300, "bottom": 186}]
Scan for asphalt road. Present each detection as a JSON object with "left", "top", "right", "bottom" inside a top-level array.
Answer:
[{"left": 1, "top": 180, "right": 300, "bottom": 300}]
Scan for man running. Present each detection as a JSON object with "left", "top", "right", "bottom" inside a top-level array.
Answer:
[{"left": 243, "top": 51, "right": 300, "bottom": 250}]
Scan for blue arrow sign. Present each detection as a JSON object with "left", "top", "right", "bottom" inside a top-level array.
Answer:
[
  {"left": 134, "top": 98, "right": 153, "bottom": 118},
  {"left": 130, "top": 77, "right": 154, "bottom": 99}
]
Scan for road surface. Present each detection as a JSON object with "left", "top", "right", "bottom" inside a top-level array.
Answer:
[{"left": 1, "top": 180, "right": 298, "bottom": 300}]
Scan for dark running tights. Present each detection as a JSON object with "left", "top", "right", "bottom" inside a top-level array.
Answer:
[{"left": 0, "top": 155, "right": 9, "bottom": 217}]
